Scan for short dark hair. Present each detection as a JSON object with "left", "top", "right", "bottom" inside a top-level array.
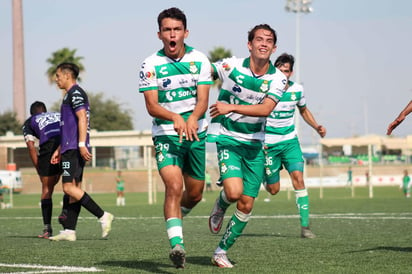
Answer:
[
  {"left": 248, "top": 24, "right": 277, "bottom": 45},
  {"left": 157, "top": 7, "right": 187, "bottom": 31},
  {"left": 56, "top": 62, "right": 80, "bottom": 79},
  {"left": 274, "top": 53, "right": 295, "bottom": 72},
  {"left": 30, "top": 101, "right": 47, "bottom": 115}
]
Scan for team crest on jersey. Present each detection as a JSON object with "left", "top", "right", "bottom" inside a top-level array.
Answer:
[
  {"left": 189, "top": 62, "right": 198, "bottom": 74},
  {"left": 156, "top": 151, "right": 165, "bottom": 163},
  {"left": 265, "top": 167, "right": 272, "bottom": 176},
  {"left": 260, "top": 80, "right": 269, "bottom": 93},
  {"left": 291, "top": 92, "right": 296, "bottom": 101},
  {"left": 220, "top": 163, "right": 228, "bottom": 174}
]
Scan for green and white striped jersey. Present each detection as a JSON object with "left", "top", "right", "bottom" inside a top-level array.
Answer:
[
  {"left": 139, "top": 45, "right": 213, "bottom": 137},
  {"left": 207, "top": 57, "right": 286, "bottom": 145},
  {"left": 265, "top": 80, "right": 306, "bottom": 145}
]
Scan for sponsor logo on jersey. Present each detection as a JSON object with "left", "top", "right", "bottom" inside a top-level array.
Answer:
[
  {"left": 232, "top": 85, "right": 241, "bottom": 93},
  {"left": 162, "top": 78, "right": 172, "bottom": 88}
]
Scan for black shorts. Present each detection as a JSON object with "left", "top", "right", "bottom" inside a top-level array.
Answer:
[
  {"left": 61, "top": 149, "right": 85, "bottom": 183},
  {"left": 38, "top": 137, "right": 61, "bottom": 177}
]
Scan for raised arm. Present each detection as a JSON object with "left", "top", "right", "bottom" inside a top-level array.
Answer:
[
  {"left": 387, "top": 100, "right": 412, "bottom": 135},
  {"left": 299, "top": 106, "right": 326, "bottom": 138}
]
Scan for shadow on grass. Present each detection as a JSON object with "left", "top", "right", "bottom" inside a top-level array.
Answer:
[
  {"left": 349, "top": 246, "right": 412, "bottom": 253},
  {"left": 101, "top": 256, "right": 213, "bottom": 273}
]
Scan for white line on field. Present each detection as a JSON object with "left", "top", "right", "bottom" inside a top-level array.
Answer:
[
  {"left": 2, "top": 212, "right": 412, "bottom": 221},
  {"left": 0, "top": 263, "right": 103, "bottom": 273}
]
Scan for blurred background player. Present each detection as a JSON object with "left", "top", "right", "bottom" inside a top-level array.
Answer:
[
  {"left": 115, "top": 170, "right": 125, "bottom": 206},
  {"left": 138, "top": 7, "right": 212, "bottom": 268},
  {"left": 401, "top": 169, "right": 411, "bottom": 198},
  {"left": 264, "top": 53, "right": 326, "bottom": 239},
  {"left": 22, "top": 101, "right": 62, "bottom": 238},
  {"left": 387, "top": 100, "right": 412, "bottom": 135}
]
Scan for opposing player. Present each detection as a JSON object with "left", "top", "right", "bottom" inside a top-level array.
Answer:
[
  {"left": 49, "top": 62, "right": 114, "bottom": 241},
  {"left": 22, "top": 101, "right": 62, "bottom": 238},
  {"left": 208, "top": 24, "right": 286, "bottom": 268},
  {"left": 139, "top": 7, "right": 212, "bottom": 268},
  {"left": 264, "top": 53, "right": 326, "bottom": 238}
]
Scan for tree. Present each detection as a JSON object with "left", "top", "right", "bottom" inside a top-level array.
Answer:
[
  {"left": 51, "top": 92, "right": 133, "bottom": 131},
  {"left": 208, "top": 46, "right": 232, "bottom": 63},
  {"left": 46, "top": 48, "right": 85, "bottom": 84},
  {"left": 0, "top": 111, "right": 22, "bottom": 136},
  {"left": 208, "top": 47, "right": 232, "bottom": 88}
]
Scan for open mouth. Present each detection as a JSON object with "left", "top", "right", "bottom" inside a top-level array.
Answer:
[{"left": 170, "top": 41, "right": 176, "bottom": 47}]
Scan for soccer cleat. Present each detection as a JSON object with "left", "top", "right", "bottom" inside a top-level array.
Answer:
[
  {"left": 38, "top": 229, "right": 52, "bottom": 239},
  {"left": 169, "top": 244, "right": 186, "bottom": 268},
  {"left": 99, "top": 212, "right": 114, "bottom": 238},
  {"left": 211, "top": 253, "right": 234, "bottom": 268},
  {"left": 49, "top": 230, "right": 76, "bottom": 241},
  {"left": 301, "top": 226, "right": 316, "bottom": 239},
  {"left": 216, "top": 180, "right": 223, "bottom": 187},
  {"left": 209, "top": 197, "right": 225, "bottom": 234}
]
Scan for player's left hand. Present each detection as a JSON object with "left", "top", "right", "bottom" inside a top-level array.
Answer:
[
  {"left": 186, "top": 116, "right": 199, "bottom": 141},
  {"left": 80, "top": 146, "right": 92, "bottom": 161},
  {"left": 317, "top": 125, "right": 326, "bottom": 138}
]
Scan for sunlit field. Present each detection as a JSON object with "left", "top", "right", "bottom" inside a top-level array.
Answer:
[{"left": 1, "top": 186, "right": 412, "bottom": 273}]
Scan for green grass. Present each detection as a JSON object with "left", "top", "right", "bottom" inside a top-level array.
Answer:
[{"left": 1, "top": 187, "right": 412, "bottom": 273}]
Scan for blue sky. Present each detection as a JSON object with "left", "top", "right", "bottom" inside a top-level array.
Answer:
[{"left": 1, "top": 0, "right": 411, "bottom": 144}]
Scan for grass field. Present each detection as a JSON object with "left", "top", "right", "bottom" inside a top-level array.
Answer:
[{"left": 1, "top": 186, "right": 412, "bottom": 273}]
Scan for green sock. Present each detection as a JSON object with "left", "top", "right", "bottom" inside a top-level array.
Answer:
[
  {"left": 166, "top": 218, "right": 184, "bottom": 249},
  {"left": 218, "top": 209, "right": 251, "bottom": 251},
  {"left": 218, "top": 190, "right": 232, "bottom": 211},
  {"left": 295, "top": 189, "right": 310, "bottom": 227}
]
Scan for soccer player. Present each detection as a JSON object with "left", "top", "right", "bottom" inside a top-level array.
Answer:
[
  {"left": 264, "top": 53, "right": 326, "bottom": 238},
  {"left": 401, "top": 169, "right": 411, "bottom": 198},
  {"left": 115, "top": 170, "right": 125, "bottom": 206},
  {"left": 22, "top": 101, "right": 62, "bottom": 238},
  {"left": 387, "top": 100, "right": 412, "bottom": 135},
  {"left": 49, "top": 62, "right": 114, "bottom": 241},
  {"left": 138, "top": 7, "right": 212, "bottom": 268},
  {"left": 207, "top": 24, "right": 286, "bottom": 268}
]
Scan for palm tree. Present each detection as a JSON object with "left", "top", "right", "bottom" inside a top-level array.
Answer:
[{"left": 46, "top": 48, "right": 85, "bottom": 84}]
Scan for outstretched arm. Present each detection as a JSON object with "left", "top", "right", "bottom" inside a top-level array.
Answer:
[
  {"left": 299, "top": 106, "right": 326, "bottom": 138},
  {"left": 387, "top": 100, "right": 412, "bottom": 135}
]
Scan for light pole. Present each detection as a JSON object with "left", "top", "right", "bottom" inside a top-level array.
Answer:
[{"left": 285, "top": 0, "right": 313, "bottom": 138}]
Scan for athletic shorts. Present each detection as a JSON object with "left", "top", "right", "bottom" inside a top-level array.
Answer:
[
  {"left": 153, "top": 132, "right": 206, "bottom": 181},
  {"left": 216, "top": 137, "right": 265, "bottom": 198},
  {"left": 38, "top": 137, "right": 61, "bottom": 177},
  {"left": 61, "top": 149, "right": 85, "bottom": 183},
  {"left": 264, "top": 138, "right": 304, "bottom": 185}
]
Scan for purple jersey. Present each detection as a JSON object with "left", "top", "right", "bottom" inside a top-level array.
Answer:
[
  {"left": 60, "top": 84, "right": 90, "bottom": 154},
  {"left": 22, "top": 112, "right": 60, "bottom": 145}
]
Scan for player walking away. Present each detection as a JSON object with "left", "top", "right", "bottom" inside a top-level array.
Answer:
[
  {"left": 138, "top": 7, "right": 212, "bottom": 268},
  {"left": 49, "top": 62, "right": 114, "bottom": 241},
  {"left": 115, "top": 170, "right": 125, "bottom": 206},
  {"left": 401, "top": 170, "right": 411, "bottom": 198},
  {"left": 347, "top": 166, "right": 353, "bottom": 186},
  {"left": 264, "top": 53, "right": 326, "bottom": 239},
  {"left": 207, "top": 24, "right": 286, "bottom": 268},
  {"left": 22, "top": 101, "right": 62, "bottom": 239},
  {"left": 387, "top": 100, "right": 412, "bottom": 135}
]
